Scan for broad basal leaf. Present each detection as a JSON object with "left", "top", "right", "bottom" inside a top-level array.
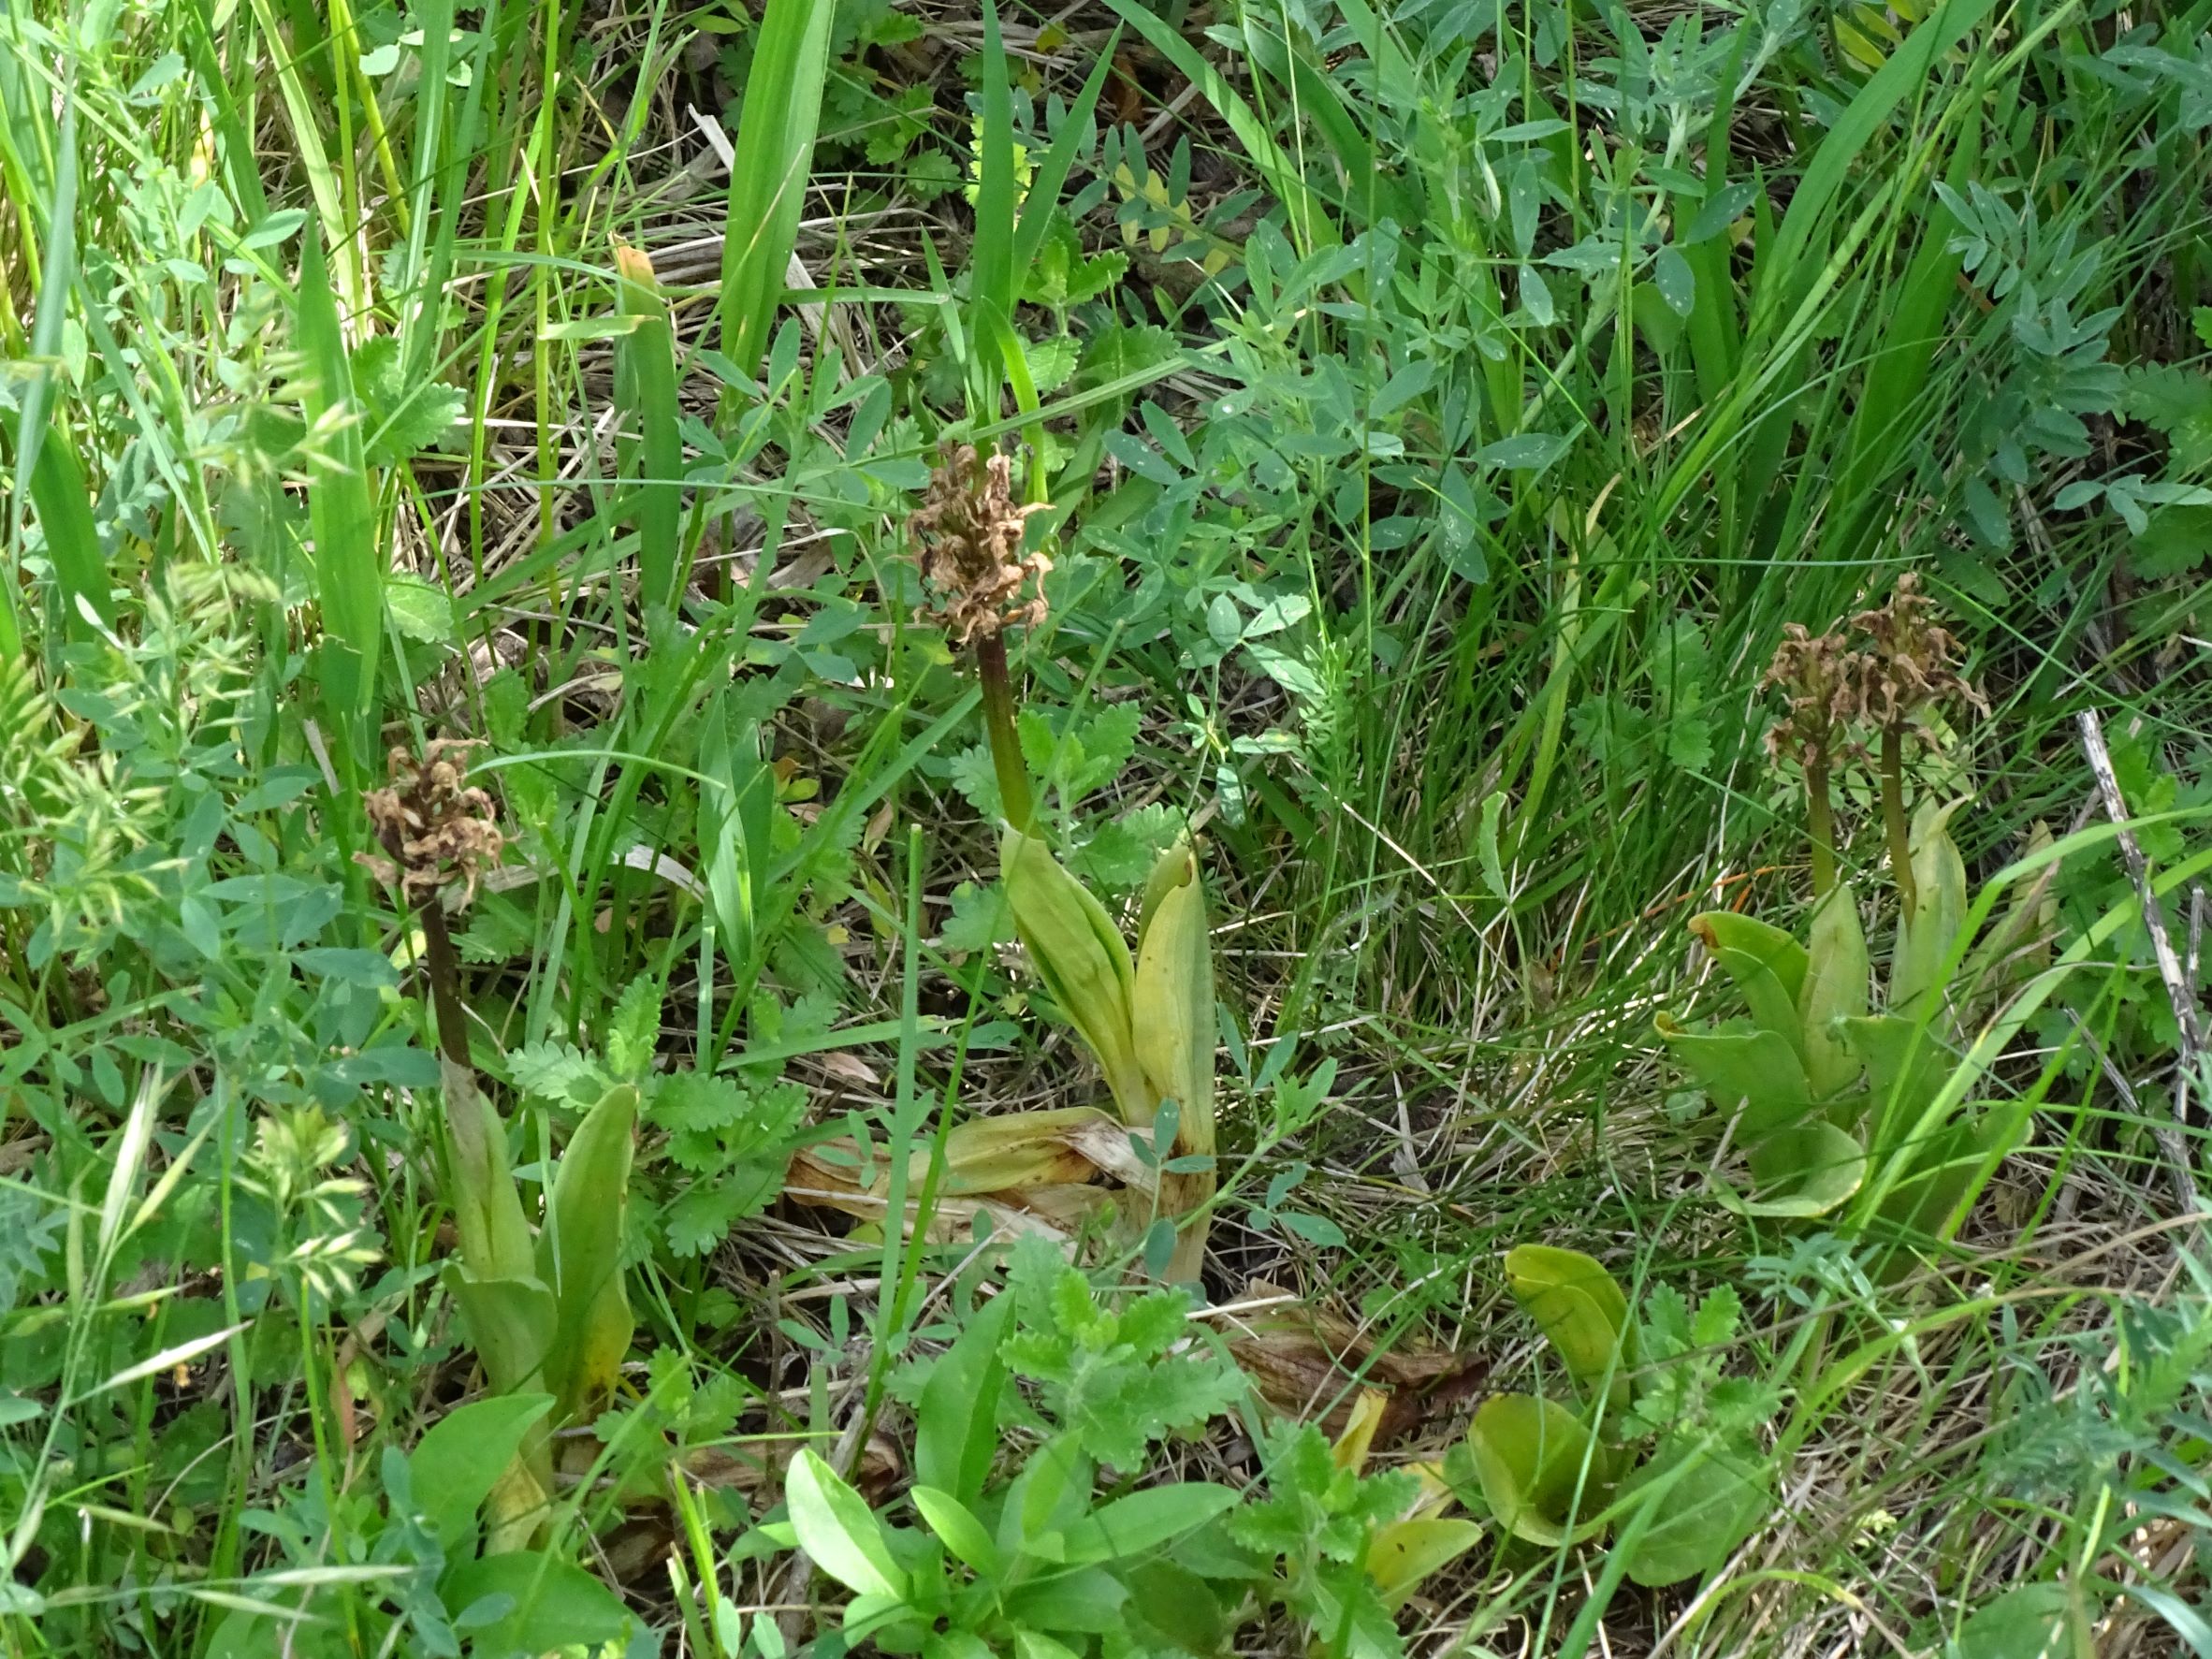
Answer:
[{"left": 1466, "top": 1394, "right": 1610, "bottom": 1547}]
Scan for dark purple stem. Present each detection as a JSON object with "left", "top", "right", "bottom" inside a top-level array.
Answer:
[{"left": 975, "top": 632, "right": 1033, "bottom": 832}]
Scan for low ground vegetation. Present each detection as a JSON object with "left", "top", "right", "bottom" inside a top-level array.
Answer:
[{"left": 2, "top": 0, "right": 2211, "bottom": 1652}]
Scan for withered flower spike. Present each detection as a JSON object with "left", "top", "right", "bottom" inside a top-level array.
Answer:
[
  {"left": 357, "top": 739, "right": 505, "bottom": 909},
  {"left": 1847, "top": 572, "right": 1987, "bottom": 732},
  {"left": 909, "top": 442, "right": 1051, "bottom": 645},
  {"left": 1760, "top": 622, "right": 1869, "bottom": 771}
]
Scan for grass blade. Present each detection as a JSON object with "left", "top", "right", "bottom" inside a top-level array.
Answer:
[
  {"left": 97, "top": 1068, "right": 165, "bottom": 1262},
  {"left": 246, "top": 0, "right": 368, "bottom": 318},
  {"left": 296, "top": 232, "right": 382, "bottom": 758},
  {"left": 7, "top": 95, "right": 109, "bottom": 641},
  {"left": 1834, "top": 117, "right": 1984, "bottom": 514},
  {"left": 1749, "top": 0, "right": 1999, "bottom": 331},
  {"left": 718, "top": 0, "right": 834, "bottom": 376},
  {"left": 969, "top": 0, "right": 1017, "bottom": 406},
  {"left": 615, "top": 242, "right": 683, "bottom": 616}
]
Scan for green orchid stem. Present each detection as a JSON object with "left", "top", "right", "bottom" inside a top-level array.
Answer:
[
  {"left": 1880, "top": 726, "right": 1917, "bottom": 921},
  {"left": 1806, "top": 756, "right": 1837, "bottom": 899},
  {"left": 976, "top": 630, "right": 1034, "bottom": 834}
]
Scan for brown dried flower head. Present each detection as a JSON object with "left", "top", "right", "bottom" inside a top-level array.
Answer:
[
  {"left": 1847, "top": 572, "right": 1986, "bottom": 730},
  {"left": 356, "top": 739, "right": 504, "bottom": 908},
  {"left": 909, "top": 442, "right": 1051, "bottom": 645},
  {"left": 1761, "top": 623, "right": 1867, "bottom": 771}
]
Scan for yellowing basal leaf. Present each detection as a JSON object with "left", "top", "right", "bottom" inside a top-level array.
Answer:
[
  {"left": 1505, "top": 1244, "right": 1633, "bottom": 1402},
  {"left": 1367, "top": 1518, "right": 1484, "bottom": 1610},
  {"left": 1688, "top": 911, "right": 1810, "bottom": 1054},
  {"left": 1798, "top": 882, "right": 1870, "bottom": 1098},
  {"left": 1466, "top": 1394, "right": 1608, "bottom": 1547},
  {"left": 1002, "top": 828, "right": 1148, "bottom": 1123},
  {"left": 1131, "top": 837, "right": 1216, "bottom": 1278},
  {"left": 1890, "top": 799, "right": 1969, "bottom": 1021},
  {"left": 535, "top": 1084, "right": 636, "bottom": 1421}
]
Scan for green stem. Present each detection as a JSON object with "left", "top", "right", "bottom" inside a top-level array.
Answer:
[
  {"left": 975, "top": 631, "right": 1033, "bottom": 832},
  {"left": 421, "top": 901, "right": 472, "bottom": 1070},
  {"left": 1880, "top": 725, "right": 1917, "bottom": 921},
  {"left": 1806, "top": 756, "right": 1836, "bottom": 898}
]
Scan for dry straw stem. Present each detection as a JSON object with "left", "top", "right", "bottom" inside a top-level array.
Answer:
[{"left": 2077, "top": 708, "right": 2207, "bottom": 1223}]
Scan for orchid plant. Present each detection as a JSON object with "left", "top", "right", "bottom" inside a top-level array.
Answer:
[{"left": 1658, "top": 577, "right": 2054, "bottom": 1243}]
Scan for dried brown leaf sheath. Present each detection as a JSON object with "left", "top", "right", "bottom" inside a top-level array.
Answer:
[
  {"left": 1226, "top": 1281, "right": 1487, "bottom": 1443},
  {"left": 783, "top": 1105, "right": 1153, "bottom": 1244}
]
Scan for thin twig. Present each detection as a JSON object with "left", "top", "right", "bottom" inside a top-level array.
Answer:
[
  {"left": 2069, "top": 1011, "right": 2201, "bottom": 1221},
  {"left": 2077, "top": 711, "right": 2208, "bottom": 1081},
  {"left": 2077, "top": 709, "right": 2206, "bottom": 1212}
]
